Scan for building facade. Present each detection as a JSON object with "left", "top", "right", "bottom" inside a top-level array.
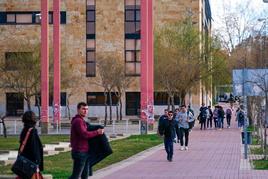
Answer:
[{"left": 0, "top": 0, "right": 211, "bottom": 118}]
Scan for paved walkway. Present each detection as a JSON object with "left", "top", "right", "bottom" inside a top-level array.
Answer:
[{"left": 93, "top": 108, "right": 268, "bottom": 178}]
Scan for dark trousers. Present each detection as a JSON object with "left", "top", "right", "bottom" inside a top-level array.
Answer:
[
  {"left": 207, "top": 117, "right": 212, "bottom": 128},
  {"left": 180, "top": 128, "right": 189, "bottom": 146},
  {"left": 226, "top": 115, "right": 231, "bottom": 127},
  {"left": 213, "top": 117, "right": 218, "bottom": 128},
  {"left": 69, "top": 151, "right": 91, "bottom": 179},
  {"left": 200, "top": 118, "right": 206, "bottom": 130},
  {"left": 164, "top": 137, "right": 173, "bottom": 159}
]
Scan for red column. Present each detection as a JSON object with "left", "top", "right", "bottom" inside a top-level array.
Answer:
[
  {"left": 53, "top": 0, "right": 61, "bottom": 124},
  {"left": 140, "top": 0, "right": 154, "bottom": 134},
  {"left": 41, "top": 0, "right": 49, "bottom": 125}
]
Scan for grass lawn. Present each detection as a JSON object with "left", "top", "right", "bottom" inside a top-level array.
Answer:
[
  {"left": 0, "top": 135, "right": 70, "bottom": 151},
  {"left": 0, "top": 134, "right": 162, "bottom": 178},
  {"left": 253, "top": 159, "right": 268, "bottom": 169}
]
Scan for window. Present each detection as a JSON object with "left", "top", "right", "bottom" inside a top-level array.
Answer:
[
  {"left": 86, "top": 0, "right": 96, "bottom": 77},
  {"left": 35, "top": 92, "right": 67, "bottom": 106},
  {"left": 0, "top": 12, "right": 67, "bottom": 24},
  {"left": 87, "top": 92, "right": 118, "bottom": 106},
  {"left": 125, "top": 39, "right": 140, "bottom": 75},
  {"left": 154, "top": 92, "right": 181, "bottom": 105},
  {"left": 125, "top": 0, "right": 141, "bottom": 76},
  {"left": 5, "top": 52, "right": 32, "bottom": 71}
]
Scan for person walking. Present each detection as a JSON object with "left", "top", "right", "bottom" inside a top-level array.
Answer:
[
  {"left": 158, "top": 111, "right": 176, "bottom": 162},
  {"left": 178, "top": 105, "right": 190, "bottom": 150},
  {"left": 213, "top": 106, "right": 219, "bottom": 129},
  {"left": 218, "top": 106, "right": 225, "bottom": 129},
  {"left": 236, "top": 107, "right": 245, "bottom": 129},
  {"left": 206, "top": 106, "right": 213, "bottom": 129},
  {"left": 187, "top": 105, "right": 195, "bottom": 131},
  {"left": 174, "top": 108, "right": 181, "bottom": 142},
  {"left": 199, "top": 103, "right": 207, "bottom": 130},
  {"left": 69, "top": 102, "right": 104, "bottom": 179},
  {"left": 158, "top": 109, "right": 169, "bottom": 135},
  {"left": 226, "top": 107, "right": 232, "bottom": 128},
  {"left": 15, "top": 111, "right": 44, "bottom": 179}
]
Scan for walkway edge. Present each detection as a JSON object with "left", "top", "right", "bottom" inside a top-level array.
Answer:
[{"left": 92, "top": 144, "right": 164, "bottom": 179}]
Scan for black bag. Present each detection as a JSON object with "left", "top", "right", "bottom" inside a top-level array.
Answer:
[
  {"left": 11, "top": 128, "right": 38, "bottom": 179},
  {"left": 11, "top": 155, "right": 38, "bottom": 179}
]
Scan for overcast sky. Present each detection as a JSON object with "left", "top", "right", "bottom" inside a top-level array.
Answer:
[{"left": 210, "top": 0, "right": 268, "bottom": 30}]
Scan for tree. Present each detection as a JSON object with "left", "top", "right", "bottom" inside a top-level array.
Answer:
[
  {"left": 94, "top": 52, "right": 120, "bottom": 125},
  {"left": 155, "top": 15, "right": 228, "bottom": 109},
  {"left": 0, "top": 42, "right": 41, "bottom": 111}
]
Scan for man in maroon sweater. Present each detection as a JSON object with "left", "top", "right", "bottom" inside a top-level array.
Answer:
[{"left": 69, "top": 102, "right": 104, "bottom": 179}]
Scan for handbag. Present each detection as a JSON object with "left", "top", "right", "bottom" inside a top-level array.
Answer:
[{"left": 11, "top": 128, "right": 38, "bottom": 179}]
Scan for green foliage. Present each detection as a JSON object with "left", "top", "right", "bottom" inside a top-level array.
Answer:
[
  {"left": 253, "top": 160, "right": 268, "bottom": 170},
  {"left": 0, "top": 135, "right": 70, "bottom": 150}
]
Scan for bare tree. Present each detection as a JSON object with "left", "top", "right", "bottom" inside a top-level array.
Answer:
[{"left": 0, "top": 42, "right": 41, "bottom": 111}]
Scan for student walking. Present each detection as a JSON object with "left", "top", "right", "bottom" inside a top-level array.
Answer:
[
  {"left": 13, "top": 111, "right": 44, "bottom": 179},
  {"left": 206, "top": 106, "right": 213, "bottom": 129},
  {"left": 178, "top": 105, "right": 190, "bottom": 150},
  {"left": 69, "top": 102, "right": 104, "bottom": 179},
  {"left": 199, "top": 103, "right": 207, "bottom": 130},
  {"left": 187, "top": 105, "right": 195, "bottom": 131},
  {"left": 218, "top": 106, "right": 225, "bottom": 129},
  {"left": 213, "top": 106, "right": 219, "bottom": 129},
  {"left": 226, "top": 107, "right": 232, "bottom": 128},
  {"left": 159, "top": 111, "right": 176, "bottom": 162}
]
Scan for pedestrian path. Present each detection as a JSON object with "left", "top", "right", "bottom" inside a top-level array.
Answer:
[{"left": 93, "top": 113, "right": 268, "bottom": 178}]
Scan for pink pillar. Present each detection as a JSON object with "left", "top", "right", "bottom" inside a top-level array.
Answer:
[
  {"left": 53, "top": 0, "right": 61, "bottom": 124},
  {"left": 140, "top": 0, "right": 154, "bottom": 134},
  {"left": 41, "top": 0, "right": 49, "bottom": 124}
]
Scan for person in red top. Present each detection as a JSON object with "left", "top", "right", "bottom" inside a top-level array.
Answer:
[{"left": 69, "top": 102, "right": 104, "bottom": 179}]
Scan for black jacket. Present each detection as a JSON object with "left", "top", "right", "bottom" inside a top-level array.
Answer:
[
  {"left": 159, "top": 119, "right": 176, "bottom": 139},
  {"left": 19, "top": 126, "right": 44, "bottom": 171},
  {"left": 87, "top": 123, "right": 113, "bottom": 167}
]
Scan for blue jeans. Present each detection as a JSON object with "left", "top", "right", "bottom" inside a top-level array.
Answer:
[
  {"left": 69, "top": 151, "right": 91, "bottom": 179},
  {"left": 164, "top": 138, "right": 173, "bottom": 159}
]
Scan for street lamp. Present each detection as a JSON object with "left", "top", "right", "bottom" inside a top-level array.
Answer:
[{"left": 258, "top": 18, "right": 267, "bottom": 67}]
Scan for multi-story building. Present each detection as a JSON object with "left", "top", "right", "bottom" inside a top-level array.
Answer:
[{"left": 0, "top": 0, "right": 211, "bottom": 118}]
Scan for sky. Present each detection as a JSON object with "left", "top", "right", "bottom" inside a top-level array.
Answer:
[{"left": 210, "top": 0, "right": 268, "bottom": 31}]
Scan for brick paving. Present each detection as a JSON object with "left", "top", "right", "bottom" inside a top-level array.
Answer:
[{"left": 93, "top": 107, "right": 268, "bottom": 179}]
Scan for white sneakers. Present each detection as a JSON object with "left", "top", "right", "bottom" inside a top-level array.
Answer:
[{"left": 180, "top": 146, "right": 189, "bottom": 151}]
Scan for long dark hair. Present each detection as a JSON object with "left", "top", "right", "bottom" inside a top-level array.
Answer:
[{"left": 22, "top": 111, "right": 37, "bottom": 126}]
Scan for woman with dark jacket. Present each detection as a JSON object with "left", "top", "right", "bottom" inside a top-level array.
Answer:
[{"left": 16, "top": 111, "right": 43, "bottom": 179}]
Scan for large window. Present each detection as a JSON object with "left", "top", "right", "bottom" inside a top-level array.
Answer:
[
  {"left": 154, "top": 92, "right": 181, "bottom": 105},
  {"left": 125, "top": 0, "right": 140, "bottom": 76},
  {"left": 5, "top": 52, "right": 32, "bottom": 71},
  {"left": 87, "top": 92, "right": 118, "bottom": 106},
  {"left": 35, "top": 92, "right": 67, "bottom": 106},
  {"left": 0, "top": 12, "right": 66, "bottom": 24},
  {"left": 86, "top": 0, "right": 96, "bottom": 77}
]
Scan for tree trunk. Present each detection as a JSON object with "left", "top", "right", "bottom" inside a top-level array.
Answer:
[
  {"left": 180, "top": 91, "right": 186, "bottom": 105},
  {"left": 171, "top": 95, "right": 175, "bottom": 112},
  {"left": 116, "top": 101, "right": 119, "bottom": 122},
  {"left": 120, "top": 98, "right": 123, "bottom": 120},
  {"left": 167, "top": 96, "right": 171, "bottom": 111},
  {"left": 109, "top": 91, "right": 113, "bottom": 125},
  {"left": 25, "top": 96, "right": 32, "bottom": 111},
  {"left": 66, "top": 95, "right": 71, "bottom": 120},
  {"left": 104, "top": 92, "right": 108, "bottom": 126},
  {"left": 36, "top": 95, "right": 41, "bottom": 120}
]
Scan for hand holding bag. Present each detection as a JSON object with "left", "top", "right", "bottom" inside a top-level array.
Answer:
[{"left": 11, "top": 128, "right": 38, "bottom": 179}]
